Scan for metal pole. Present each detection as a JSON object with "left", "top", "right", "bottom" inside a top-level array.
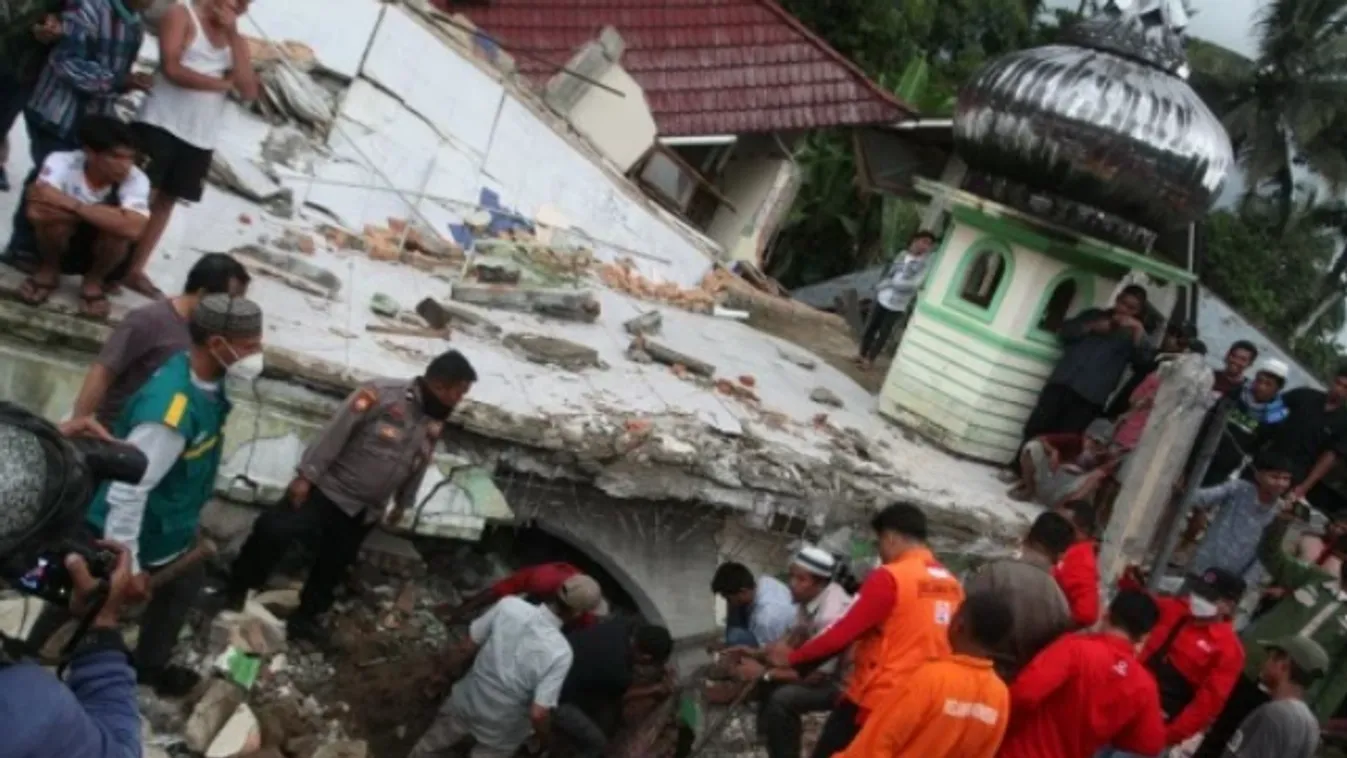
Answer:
[{"left": 1146, "top": 395, "right": 1232, "bottom": 590}]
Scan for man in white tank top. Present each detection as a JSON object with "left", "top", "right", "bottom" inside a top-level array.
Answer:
[{"left": 126, "top": 0, "right": 257, "bottom": 300}]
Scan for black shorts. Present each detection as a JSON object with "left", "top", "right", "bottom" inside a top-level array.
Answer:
[{"left": 133, "top": 121, "right": 213, "bottom": 202}]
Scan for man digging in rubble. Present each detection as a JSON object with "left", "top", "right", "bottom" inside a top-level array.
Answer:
[
  {"left": 409, "top": 574, "right": 603, "bottom": 758},
  {"left": 449, "top": 559, "right": 603, "bottom": 631},
  {"left": 731, "top": 546, "right": 854, "bottom": 758},
  {"left": 28, "top": 294, "right": 265, "bottom": 697},
  {"left": 218, "top": 350, "right": 478, "bottom": 644}
]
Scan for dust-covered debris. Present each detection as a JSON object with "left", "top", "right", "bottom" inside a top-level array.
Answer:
[
  {"left": 451, "top": 282, "right": 601, "bottom": 323},
  {"left": 503, "top": 333, "right": 604, "bottom": 371},
  {"left": 810, "top": 387, "right": 844, "bottom": 408}
]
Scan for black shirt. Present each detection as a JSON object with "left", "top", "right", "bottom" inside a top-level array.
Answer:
[
  {"left": 1262, "top": 388, "right": 1347, "bottom": 481},
  {"left": 559, "top": 617, "right": 635, "bottom": 726},
  {"left": 1049, "top": 308, "right": 1153, "bottom": 407}
]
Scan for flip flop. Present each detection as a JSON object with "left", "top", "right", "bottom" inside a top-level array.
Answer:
[
  {"left": 79, "top": 288, "right": 111, "bottom": 319},
  {"left": 121, "top": 272, "right": 166, "bottom": 300},
  {"left": 19, "top": 276, "right": 57, "bottom": 305}
]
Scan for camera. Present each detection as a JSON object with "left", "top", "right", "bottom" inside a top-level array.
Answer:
[{"left": 0, "top": 404, "right": 147, "bottom": 606}]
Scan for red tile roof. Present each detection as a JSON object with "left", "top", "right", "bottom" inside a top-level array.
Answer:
[{"left": 434, "top": 0, "right": 915, "bottom": 136}]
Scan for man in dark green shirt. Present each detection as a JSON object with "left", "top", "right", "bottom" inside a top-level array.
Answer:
[{"left": 0, "top": 0, "right": 63, "bottom": 190}]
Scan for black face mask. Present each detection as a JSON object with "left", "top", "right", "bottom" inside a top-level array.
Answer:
[{"left": 418, "top": 378, "right": 455, "bottom": 420}]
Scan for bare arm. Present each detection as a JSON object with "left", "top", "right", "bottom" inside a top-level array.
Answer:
[
  {"left": 227, "top": 29, "right": 259, "bottom": 100},
  {"left": 1293, "top": 451, "right": 1338, "bottom": 500},
  {"left": 71, "top": 363, "right": 116, "bottom": 419},
  {"left": 72, "top": 202, "right": 148, "bottom": 241},
  {"left": 157, "top": 6, "right": 231, "bottom": 92}
]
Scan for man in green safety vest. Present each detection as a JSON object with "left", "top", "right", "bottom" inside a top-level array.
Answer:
[{"left": 85, "top": 292, "right": 263, "bottom": 696}]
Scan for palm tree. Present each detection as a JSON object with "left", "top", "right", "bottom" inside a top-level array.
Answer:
[{"left": 1189, "top": 0, "right": 1347, "bottom": 224}]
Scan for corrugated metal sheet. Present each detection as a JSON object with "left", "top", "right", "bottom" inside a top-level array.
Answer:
[{"left": 436, "top": 0, "right": 913, "bottom": 136}]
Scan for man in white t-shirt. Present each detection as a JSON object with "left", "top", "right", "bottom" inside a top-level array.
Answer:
[
  {"left": 855, "top": 231, "right": 936, "bottom": 370},
  {"left": 20, "top": 115, "right": 150, "bottom": 319}
]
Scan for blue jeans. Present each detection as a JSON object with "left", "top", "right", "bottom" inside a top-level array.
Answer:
[
  {"left": 6, "top": 111, "right": 78, "bottom": 262},
  {"left": 725, "top": 627, "right": 759, "bottom": 647}
]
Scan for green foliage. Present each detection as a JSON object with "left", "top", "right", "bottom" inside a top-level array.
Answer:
[
  {"left": 1201, "top": 207, "right": 1344, "bottom": 376},
  {"left": 768, "top": 0, "right": 1046, "bottom": 287}
]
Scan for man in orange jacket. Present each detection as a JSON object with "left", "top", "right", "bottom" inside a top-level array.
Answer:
[
  {"left": 1053, "top": 500, "right": 1100, "bottom": 629},
  {"left": 998, "top": 589, "right": 1166, "bottom": 758},
  {"left": 837, "top": 591, "right": 1012, "bottom": 758},
  {"left": 766, "top": 502, "right": 965, "bottom": 757}
]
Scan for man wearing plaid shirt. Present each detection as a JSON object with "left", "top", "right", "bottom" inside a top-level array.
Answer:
[{"left": 7, "top": 0, "right": 152, "bottom": 262}]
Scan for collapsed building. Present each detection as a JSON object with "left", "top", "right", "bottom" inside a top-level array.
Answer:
[{"left": 0, "top": 0, "right": 1034, "bottom": 656}]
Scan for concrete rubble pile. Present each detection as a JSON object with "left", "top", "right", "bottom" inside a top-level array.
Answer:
[{"left": 134, "top": 541, "right": 518, "bottom": 758}]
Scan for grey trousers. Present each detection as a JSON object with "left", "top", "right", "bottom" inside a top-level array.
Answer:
[
  {"left": 553, "top": 704, "right": 609, "bottom": 758},
  {"left": 758, "top": 681, "right": 842, "bottom": 758},
  {"left": 409, "top": 700, "right": 515, "bottom": 758}
]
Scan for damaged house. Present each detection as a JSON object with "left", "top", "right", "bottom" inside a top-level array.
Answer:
[{"left": 0, "top": 0, "right": 1028, "bottom": 670}]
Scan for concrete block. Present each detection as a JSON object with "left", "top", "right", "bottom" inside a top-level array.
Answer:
[
  {"left": 185, "top": 680, "right": 247, "bottom": 753},
  {"left": 450, "top": 282, "right": 600, "bottom": 323},
  {"left": 205, "top": 704, "right": 261, "bottom": 758},
  {"left": 634, "top": 338, "right": 715, "bottom": 377}
]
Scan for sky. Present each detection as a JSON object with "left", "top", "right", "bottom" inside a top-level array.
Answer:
[{"left": 1046, "top": 0, "right": 1261, "bottom": 55}]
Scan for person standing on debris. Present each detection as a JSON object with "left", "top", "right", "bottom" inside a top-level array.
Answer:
[
  {"left": 1204, "top": 359, "right": 1289, "bottom": 486},
  {"left": 765, "top": 502, "right": 965, "bottom": 758},
  {"left": 126, "top": 0, "right": 258, "bottom": 300},
  {"left": 19, "top": 116, "right": 151, "bottom": 317},
  {"left": 27, "top": 295, "right": 264, "bottom": 698},
  {"left": 711, "top": 561, "right": 796, "bottom": 648},
  {"left": 1260, "top": 366, "right": 1347, "bottom": 509},
  {"left": 6, "top": 0, "right": 154, "bottom": 264},
  {"left": 58, "top": 252, "right": 250, "bottom": 440},
  {"left": 997, "top": 590, "right": 1166, "bottom": 758},
  {"left": 0, "top": 404, "right": 144, "bottom": 758},
  {"left": 1004, "top": 285, "right": 1150, "bottom": 481},
  {"left": 1109, "top": 566, "right": 1246, "bottom": 755},
  {"left": 854, "top": 230, "right": 936, "bottom": 371},
  {"left": 1052, "top": 500, "right": 1100, "bottom": 629},
  {"left": 731, "top": 546, "right": 854, "bottom": 758},
  {"left": 220, "top": 350, "right": 478, "bottom": 644},
  {"left": 1212, "top": 341, "right": 1259, "bottom": 397},
  {"left": 964, "top": 511, "right": 1074, "bottom": 683},
  {"left": 551, "top": 618, "right": 674, "bottom": 758},
  {"left": 410, "top": 574, "right": 602, "bottom": 758},
  {"left": 1194, "top": 507, "right": 1347, "bottom": 758},
  {"left": 835, "top": 592, "right": 1012, "bottom": 758},
  {"left": 1218, "top": 636, "right": 1327, "bottom": 758},
  {"left": 449, "top": 560, "right": 602, "bottom": 630},
  {"left": 1009, "top": 418, "right": 1123, "bottom": 507},
  {"left": 1186, "top": 452, "right": 1293, "bottom": 583},
  {"left": 0, "top": 0, "right": 64, "bottom": 192}
]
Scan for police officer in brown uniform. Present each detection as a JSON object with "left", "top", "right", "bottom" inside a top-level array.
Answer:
[{"left": 221, "top": 350, "right": 477, "bottom": 642}]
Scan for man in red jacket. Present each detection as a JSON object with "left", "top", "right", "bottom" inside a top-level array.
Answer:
[
  {"left": 1114, "top": 567, "right": 1247, "bottom": 752},
  {"left": 1052, "top": 500, "right": 1100, "bottom": 629},
  {"left": 999, "top": 589, "right": 1166, "bottom": 758},
  {"left": 447, "top": 561, "right": 602, "bottom": 630}
]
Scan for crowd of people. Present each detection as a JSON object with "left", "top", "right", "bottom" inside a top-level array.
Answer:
[
  {"left": 0, "top": 0, "right": 256, "bottom": 316},
  {"left": 710, "top": 500, "right": 1340, "bottom": 758}
]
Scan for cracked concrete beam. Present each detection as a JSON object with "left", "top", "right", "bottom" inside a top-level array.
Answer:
[
  {"left": 450, "top": 282, "right": 600, "bottom": 323},
  {"left": 544, "top": 26, "right": 626, "bottom": 115}
]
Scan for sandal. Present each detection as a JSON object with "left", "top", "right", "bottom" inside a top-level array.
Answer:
[
  {"left": 120, "top": 271, "right": 166, "bottom": 300},
  {"left": 79, "top": 288, "right": 111, "bottom": 319},
  {"left": 19, "top": 276, "right": 57, "bottom": 305}
]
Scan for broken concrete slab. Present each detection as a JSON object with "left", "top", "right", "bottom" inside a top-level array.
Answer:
[
  {"left": 623, "top": 310, "right": 662, "bottom": 336},
  {"left": 810, "top": 387, "right": 844, "bottom": 408},
  {"left": 451, "top": 282, "right": 600, "bottom": 323},
  {"left": 633, "top": 337, "right": 715, "bottom": 377},
  {"left": 312, "top": 740, "right": 369, "bottom": 758},
  {"left": 415, "top": 297, "right": 501, "bottom": 336},
  {"left": 359, "top": 529, "right": 424, "bottom": 577},
  {"left": 777, "top": 347, "right": 817, "bottom": 370},
  {"left": 185, "top": 680, "right": 248, "bottom": 753},
  {"left": 205, "top": 703, "right": 261, "bottom": 758},
  {"left": 229, "top": 244, "right": 342, "bottom": 298},
  {"left": 503, "top": 333, "right": 604, "bottom": 371}
]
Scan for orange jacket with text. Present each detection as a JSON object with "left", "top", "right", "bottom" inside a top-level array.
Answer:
[
  {"left": 836, "top": 653, "right": 1010, "bottom": 758},
  {"left": 845, "top": 547, "right": 965, "bottom": 713}
]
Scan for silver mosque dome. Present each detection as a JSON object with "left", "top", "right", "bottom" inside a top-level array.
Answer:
[{"left": 952, "top": 0, "right": 1234, "bottom": 232}]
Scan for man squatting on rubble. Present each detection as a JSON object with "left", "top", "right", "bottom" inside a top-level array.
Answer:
[
  {"left": 217, "top": 350, "right": 479, "bottom": 644},
  {"left": 27, "top": 294, "right": 264, "bottom": 699},
  {"left": 711, "top": 558, "right": 797, "bottom": 649},
  {"left": 409, "top": 574, "right": 605, "bottom": 758},
  {"left": 764, "top": 502, "right": 965, "bottom": 757},
  {"left": 0, "top": 405, "right": 143, "bottom": 758},
  {"left": 727, "top": 547, "right": 854, "bottom": 758}
]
